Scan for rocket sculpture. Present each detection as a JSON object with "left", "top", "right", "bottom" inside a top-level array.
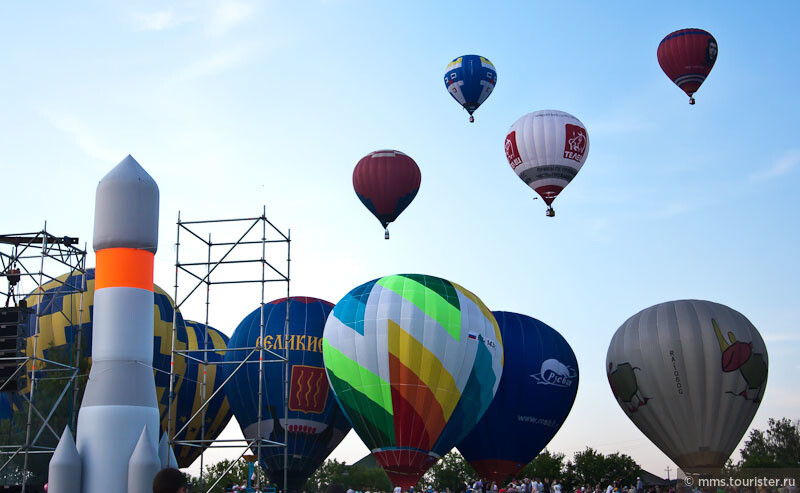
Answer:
[{"left": 49, "top": 155, "right": 173, "bottom": 493}]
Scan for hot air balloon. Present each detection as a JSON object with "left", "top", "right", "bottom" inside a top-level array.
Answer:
[
  {"left": 174, "top": 320, "right": 232, "bottom": 467},
  {"left": 607, "top": 300, "right": 768, "bottom": 471},
  {"left": 0, "top": 269, "right": 232, "bottom": 468},
  {"left": 224, "top": 297, "right": 351, "bottom": 491},
  {"left": 504, "top": 110, "right": 590, "bottom": 217},
  {"left": 657, "top": 29, "right": 718, "bottom": 105},
  {"left": 457, "top": 312, "right": 578, "bottom": 484},
  {"left": 444, "top": 55, "right": 497, "bottom": 122},
  {"left": 352, "top": 150, "right": 421, "bottom": 239},
  {"left": 322, "top": 274, "right": 503, "bottom": 488}
]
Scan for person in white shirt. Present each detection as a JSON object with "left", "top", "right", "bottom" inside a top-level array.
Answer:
[
  {"left": 394, "top": 487, "right": 402, "bottom": 493},
  {"left": 553, "top": 480, "right": 562, "bottom": 493}
]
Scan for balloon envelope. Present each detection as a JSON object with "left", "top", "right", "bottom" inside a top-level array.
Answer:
[
  {"left": 444, "top": 55, "right": 497, "bottom": 121},
  {"left": 504, "top": 110, "right": 590, "bottom": 211},
  {"left": 657, "top": 28, "right": 717, "bottom": 104},
  {"left": 606, "top": 300, "right": 768, "bottom": 469},
  {"left": 457, "top": 311, "right": 578, "bottom": 483},
  {"left": 0, "top": 269, "right": 232, "bottom": 468},
  {"left": 352, "top": 150, "right": 421, "bottom": 237},
  {"left": 176, "top": 320, "right": 233, "bottom": 467},
  {"left": 323, "top": 274, "right": 503, "bottom": 488},
  {"left": 224, "top": 297, "right": 351, "bottom": 491}
]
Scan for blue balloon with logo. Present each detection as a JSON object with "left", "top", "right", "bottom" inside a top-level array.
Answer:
[
  {"left": 456, "top": 311, "right": 579, "bottom": 483},
  {"left": 224, "top": 297, "right": 351, "bottom": 491},
  {"left": 443, "top": 54, "right": 497, "bottom": 122}
]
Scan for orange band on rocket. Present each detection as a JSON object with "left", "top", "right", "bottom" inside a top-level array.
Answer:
[{"left": 95, "top": 248, "right": 154, "bottom": 291}]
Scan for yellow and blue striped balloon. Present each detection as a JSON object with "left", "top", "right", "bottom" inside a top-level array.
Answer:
[{"left": 0, "top": 269, "right": 232, "bottom": 467}]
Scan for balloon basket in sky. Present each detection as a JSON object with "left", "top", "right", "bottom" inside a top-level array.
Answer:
[{"left": 657, "top": 28, "right": 717, "bottom": 105}]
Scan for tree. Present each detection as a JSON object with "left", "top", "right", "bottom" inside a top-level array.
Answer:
[
  {"left": 305, "top": 458, "right": 349, "bottom": 491},
  {"left": 517, "top": 450, "right": 566, "bottom": 482},
  {"left": 344, "top": 465, "right": 393, "bottom": 492},
  {"left": 0, "top": 340, "right": 90, "bottom": 487},
  {"left": 564, "top": 448, "right": 607, "bottom": 488},
  {"left": 422, "top": 450, "right": 477, "bottom": 491},
  {"left": 563, "top": 448, "right": 640, "bottom": 490},
  {"left": 304, "top": 458, "right": 392, "bottom": 492},
  {"left": 738, "top": 418, "right": 800, "bottom": 468},
  {"left": 188, "top": 458, "right": 252, "bottom": 493},
  {"left": 600, "top": 452, "right": 639, "bottom": 487}
]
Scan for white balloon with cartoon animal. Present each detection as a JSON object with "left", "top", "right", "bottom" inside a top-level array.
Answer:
[{"left": 606, "top": 299, "right": 768, "bottom": 469}]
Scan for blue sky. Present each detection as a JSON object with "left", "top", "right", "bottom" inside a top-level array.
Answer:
[{"left": 1, "top": 0, "right": 798, "bottom": 479}]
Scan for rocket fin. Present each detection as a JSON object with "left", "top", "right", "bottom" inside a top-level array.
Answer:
[
  {"left": 48, "top": 426, "right": 81, "bottom": 493},
  {"left": 129, "top": 425, "right": 161, "bottom": 493},
  {"left": 158, "top": 433, "right": 179, "bottom": 469}
]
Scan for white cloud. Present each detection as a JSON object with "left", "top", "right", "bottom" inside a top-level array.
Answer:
[
  {"left": 129, "top": 8, "right": 191, "bottom": 32},
  {"left": 763, "top": 332, "right": 800, "bottom": 342},
  {"left": 652, "top": 201, "right": 693, "bottom": 219},
  {"left": 751, "top": 149, "right": 800, "bottom": 182},
  {"left": 43, "top": 112, "right": 122, "bottom": 164},
  {"left": 170, "top": 42, "right": 255, "bottom": 82},
  {"left": 207, "top": 0, "right": 257, "bottom": 36}
]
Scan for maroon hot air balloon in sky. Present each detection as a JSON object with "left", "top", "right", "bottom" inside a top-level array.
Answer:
[
  {"left": 657, "top": 28, "right": 718, "bottom": 104},
  {"left": 352, "top": 149, "right": 421, "bottom": 239}
]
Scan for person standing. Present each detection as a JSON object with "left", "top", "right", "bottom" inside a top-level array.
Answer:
[{"left": 153, "top": 468, "right": 190, "bottom": 493}]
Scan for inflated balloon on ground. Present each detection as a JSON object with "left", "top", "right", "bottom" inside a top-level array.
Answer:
[
  {"left": 606, "top": 299, "right": 768, "bottom": 470},
  {"left": 224, "top": 297, "right": 351, "bottom": 491},
  {"left": 323, "top": 274, "right": 503, "bottom": 488},
  {"left": 0, "top": 269, "right": 232, "bottom": 468},
  {"left": 457, "top": 311, "right": 578, "bottom": 483}
]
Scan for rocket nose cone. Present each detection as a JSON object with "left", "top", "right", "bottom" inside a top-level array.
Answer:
[
  {"left": 93, "top": 155, "right": 160, "bottom": 252},
  {"left": 101, "top": 155, "right": 157, "bottom": 187}
]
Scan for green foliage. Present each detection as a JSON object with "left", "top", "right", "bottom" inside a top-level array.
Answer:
[
  {"left": 305, "top": 458, "right": 349, "bottom": 491},
  {"left": 0, "top": 340, "right": 89, "bottom": 486},
  {"left": 422, "top": 450, "right": 477, "bottom": 491},
  {"left": 304, "top": 458, "right": 392, "bottom": 492},
  {"left": 187, "top": 458, "right": 252, "bottom": 493},
  {"left": 561, "top": 448, "right": 639, "bottom": 490},
  {"left": 517, "top": 450, "right": 566, "bottom": 483},
  {"left": 738, "top": 418, "right": 800, "bottom": 468}
]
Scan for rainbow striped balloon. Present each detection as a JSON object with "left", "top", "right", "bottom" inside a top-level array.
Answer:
[{"left": 322, "top": 274, "right": 503, "bottom": 488}]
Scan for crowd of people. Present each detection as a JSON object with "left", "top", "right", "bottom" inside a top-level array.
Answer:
[{"left": 463, "top": 477, "right": 650, "bottom": 493}]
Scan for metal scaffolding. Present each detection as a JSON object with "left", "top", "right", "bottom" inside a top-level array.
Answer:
[
  {"left": 0, "top": 225, "right": 87, "bottom": 492},
  {"left": 167, "top": 207, "right": 290, "bottom": 493}
]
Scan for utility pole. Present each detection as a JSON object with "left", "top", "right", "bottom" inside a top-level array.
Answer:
[{"left": 664, "top": 466, "right": 672, "bottom": 481}]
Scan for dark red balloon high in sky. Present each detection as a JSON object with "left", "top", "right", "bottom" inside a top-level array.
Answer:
[
  {"left": 657, "top": 28, "right": 718, "bottom": 105},
  {"left": 352, "top": 150, "right": 421, "bottom": 239}
]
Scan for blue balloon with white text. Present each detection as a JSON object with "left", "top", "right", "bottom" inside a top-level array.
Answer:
[{"left": 456, "top": 311, "right": 579, "bottom": 483}]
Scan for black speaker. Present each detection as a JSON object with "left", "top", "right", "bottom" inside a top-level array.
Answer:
[{"left": 0, "top": 306, "right": 31, "bottom": 393}]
